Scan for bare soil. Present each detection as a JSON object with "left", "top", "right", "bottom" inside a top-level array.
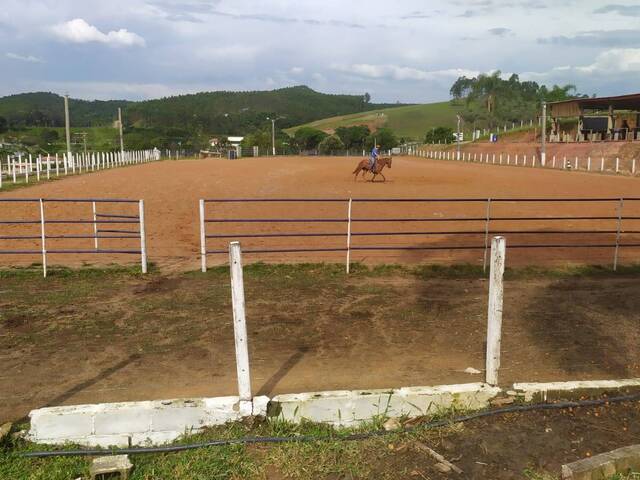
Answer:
[
  {"left": 1, "top": 156, "right": 640, "bottom": 271},
  {"left": 2, "top": 267, "right": 640, "bottom": 425}
]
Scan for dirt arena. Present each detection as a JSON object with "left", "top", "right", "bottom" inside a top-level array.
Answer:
[
  {"left": 3, "top": 157, "right": 640, "bottom": 422},
  {"left": 1, "top": 155, "right": 640, "bottom": 270}
]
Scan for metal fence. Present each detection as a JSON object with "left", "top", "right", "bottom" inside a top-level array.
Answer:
[
  {"left": 198, "top": 197, "right": 640, "bottom": 271},
  {"left": 0, "top": 198, "right": 147, "bottom": 276}
]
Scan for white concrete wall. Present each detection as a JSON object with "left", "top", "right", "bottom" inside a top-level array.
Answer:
[
  {"left": 513, "top": 379, "right": 640, "bottom": 402},
  {"left": 271, "top": 383, "right": 501, "bottom": 427},
  {"left": 29, "top": 396, "right": 269, "bottom": 448}
]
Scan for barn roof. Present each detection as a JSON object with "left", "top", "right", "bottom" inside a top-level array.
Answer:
[{"left": 549, "top": 93, "right": 640, "bottom": 117}]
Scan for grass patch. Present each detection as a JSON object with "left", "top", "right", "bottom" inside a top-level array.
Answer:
[{"left": 0, "top": 413, "right": 457, "bottom": 480}]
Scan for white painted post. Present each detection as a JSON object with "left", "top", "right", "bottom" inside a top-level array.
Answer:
[
  {"left": 12, "top": 158, "right": 16, "bottom": 183},
  {"left": 36, "top": 155, "right": 41, "bottom": 181},
  {"left": 46, "top": 155, "right": 50, "bottom": 179},
  {"left": 485, "top": 236, "right": 506, "bottom": 386},
  {"left": 523, "top": 155, "right": 527, "bottom": 167},
  {"left": 601, "top": 157, "right": 605, "bottom": 172},
  {"left": 346, "top": 198, "right": 353, "bottom": 274},
  {"left": 499, "top": 154, "right": 503, "bottom": 164},
  {"left": 507, "top": 154, "right": 510, "bottom": 165},
  {"left": 199, "top": 199, "right": 207, "bottom": 272},
  {"left": 633, "top": 159, "right": 636, "bottom": 175},
  {"left": 139, "top": 200, "right": 148, "bottom": 274},
  {"left": 616, "top": 157, "right": 620, "bottom": 173},
  {"left": 92, "top": 201, "right": 99, "bottom": 250},
  {"left": 39, "top": 199, "right": 47, "bottom": 278},
  {"left": 229, "top": 241, "right": 253, "bottom": 403},
  {"left": 575, "top": 157, "right": 579, "bottom": 170},
  {"left": 587, "top": 157, "right": 591, "bottom": 171},
  {"left": 552, "top": 156, "right": 556, "bottom": 168},
  {"left": 515, "top": 154, "right": 518, "bottom": 166}
]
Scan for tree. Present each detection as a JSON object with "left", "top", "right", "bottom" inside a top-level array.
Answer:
[
  {"left": 40, "top": 129, "right": 59, "bottom": 144},
  {"left": 365, "top": 128, "right": 398, "bottom": 150},
  {"left": 425, "top": 127, "right": 455, "bottom": 144},
  {"left": 318, "top": 135, "right": 345, "bottom": 154},
  {"left": 293, "top": 127, "right": 328, "bottom": 151},
  {"left": 363, "top": 92, "right": 371, "bottom": 104},
  {"left": 335, "top": 125, "right": 370, "bottom": 149},
  {"left": 0, "top": 116, "right": 7, "bottom": 134}
]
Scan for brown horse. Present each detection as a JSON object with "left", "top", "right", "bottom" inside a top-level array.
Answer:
[{"left": 352, "top": 157, "right": 393, "bottom": 182}]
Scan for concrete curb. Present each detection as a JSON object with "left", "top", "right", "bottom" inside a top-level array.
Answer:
[
  {"left": 27, "top": 378, "right": 640, "bottom": 447},
  {"left": 513, "top": 379, "right": 640, "bottom": 402},
  {"left": 562, "top": 444, "right": 640, "bottom": 479}
]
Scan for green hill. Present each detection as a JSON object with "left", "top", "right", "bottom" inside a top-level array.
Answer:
[
  {"left": 0, "top": 86, "right": 397, "bottom": 134},
  {"left": 286, "top": 102, "right": 463, "bottom": 140}
]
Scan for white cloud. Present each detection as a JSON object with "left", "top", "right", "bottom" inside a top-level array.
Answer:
[
  {"left": 576, "top": 48, "right": 640, "bottom": 73},
  {"left": 290, "top": 66, "right": 304, "bottom": 75},
  {"left": 332, "top": 63, "right": 478, "bottom": 81},
  {"left": 6, "top": 52, "right": 44, "bottom": 63},
  {"left": 50, "top": 18, "right": 145, "bottom": 47}
]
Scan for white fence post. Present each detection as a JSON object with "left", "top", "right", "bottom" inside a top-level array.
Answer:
[
  {"left": 199, "top": 199, "right": 207, "bottom": 272},
  {"left": 616, "top": 157, "right": 620, "bottom": 173},
  {"left": 229, "top": 241, "right": 253, "bottom": 405},
  {"left": 485, "top": 236, "right": 506, "bottom": 386},
  {"left": 346, "top": 198, "right": 353, "bottom": 274},
  {"left": 139, "top": 200, "right": 148, "bottom": 274},
  {"left": 39, "top": 199, "right": 47, "bottom": 278}
]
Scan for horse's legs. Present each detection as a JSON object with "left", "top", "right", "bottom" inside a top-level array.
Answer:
[{"left": 380, "top": 171, "right": 386, "bottom": 182}]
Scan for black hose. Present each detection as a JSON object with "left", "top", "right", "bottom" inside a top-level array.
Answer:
[{"left": 19, "top": 391, "right": 640, "bottom": 458}]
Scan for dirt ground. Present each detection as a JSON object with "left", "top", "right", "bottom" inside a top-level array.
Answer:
[
  {"left": 1, "top": 155, "right": 640, "bottom": 271},
  {"left": 365, "top": 399, "right": 640, "bottom": 479},
  {"left": 2, "top": 266, "right": 640, "bottom": 424}
]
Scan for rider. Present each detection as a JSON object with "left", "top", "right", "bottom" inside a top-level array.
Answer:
[{"left": 369, "top": 144, "right": 380, "bottom": 172}]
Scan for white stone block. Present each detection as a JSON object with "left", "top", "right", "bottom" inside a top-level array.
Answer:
[
  {"left": 29, "top": 410, "right": 94, "bottom": 439},
  {"left": 513, "top": 379, "right": 640, "bottom": 402},
  {"left": 272, "top": 384, "right": 501, "bottom": 426},
  {"left": 94, "top": 407, "right": 152, "bottom": 435}
]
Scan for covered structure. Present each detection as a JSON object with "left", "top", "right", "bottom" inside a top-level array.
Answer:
[{"left": 547, "top": 93, "right": 640, "bottom": 142}]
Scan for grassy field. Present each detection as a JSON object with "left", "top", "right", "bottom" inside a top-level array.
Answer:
[
  {"left": 2, "top": 126, "right": 121, "bottom": 153},
  {"left": 286, "top": 102, "right": 463, "bottom": 140}
]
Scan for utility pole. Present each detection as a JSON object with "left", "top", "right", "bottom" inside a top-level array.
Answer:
[
  {"left": 64, "top": 94, "right": 71, "bottom": 157},
  {"left": 456, "top": 115, "right": 462, "bottom": 160},
  {"left": 118, "top": 107, "right": 124, "bottom": 154},
  {"left": 541, "top": 102, "right": 547, "bottom": 167}
]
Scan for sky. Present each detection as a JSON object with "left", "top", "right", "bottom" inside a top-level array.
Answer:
[{"left": 1, "top": 0, "right": 640, "bottom": 103}]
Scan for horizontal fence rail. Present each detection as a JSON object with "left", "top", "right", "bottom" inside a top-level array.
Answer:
[
  {"left": 0, "top": 198, "right": 147, "bottom": 276},
  {"left": 199, "top": 197, "right": 640, "bottom": 272}
]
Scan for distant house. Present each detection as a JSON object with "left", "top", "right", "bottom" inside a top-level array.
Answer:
[{"left": 227, "top": 136, "right": 244, "bottom": 147}]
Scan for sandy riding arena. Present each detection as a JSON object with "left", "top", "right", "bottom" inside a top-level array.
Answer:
[{"left": 1, "top": 155, "right": 640, "bottom": 271}]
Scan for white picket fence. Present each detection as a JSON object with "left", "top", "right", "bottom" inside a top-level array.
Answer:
[
  {"left": 413, "top": 149, "right": 638, "bottom": 176},
  {"left": 0, "top": 149, "right": 162, "bottom": 189}
]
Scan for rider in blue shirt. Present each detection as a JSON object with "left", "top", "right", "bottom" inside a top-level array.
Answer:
[{"left": 369, "top": 144, "right": 380, "bottom": 171}]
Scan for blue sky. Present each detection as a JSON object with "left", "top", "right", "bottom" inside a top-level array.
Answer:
[{"left": 1, "top": 0, "right": 639, "bottom": 102}]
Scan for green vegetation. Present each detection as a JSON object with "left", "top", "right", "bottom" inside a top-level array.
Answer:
[
  {"left": 318, "top": 134, "right": 345, "bottom": 154},
  {"left": 450, "top": 71, "right": 587, "bottom": 127},
  {"left": 287, "top": 101, "right": 461, "bottom": 140},
  {"left": 0, "top": 87, "right": 394, "bottom": 135},
  {"left": 424, "top": 126, "right": 455, "bottom": 144}
]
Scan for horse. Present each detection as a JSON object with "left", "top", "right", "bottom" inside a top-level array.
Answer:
[{"left": 352, "top": 157, "right": 393, "bottom": 182}]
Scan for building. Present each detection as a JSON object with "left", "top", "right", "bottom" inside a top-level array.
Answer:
[{"left": 548, "top": 93, "right": 640, "bottom": 142}]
